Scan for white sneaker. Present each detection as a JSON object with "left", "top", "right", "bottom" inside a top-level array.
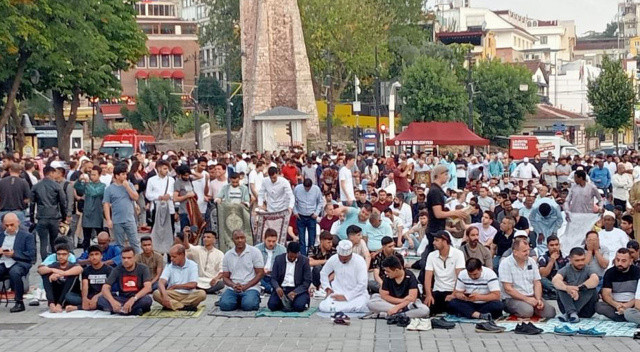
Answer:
[
  {"left": 406, "top": 318, "right": 421, "bottom": 331},
  {"left": 313, "top": 288, "right": 326, "bottom": 299},
  {"left": 38, "top": 288, "right": 47, "bottom": 301},
  {"left": 416, "top": 318, "right": 432, "bottom": 331}
]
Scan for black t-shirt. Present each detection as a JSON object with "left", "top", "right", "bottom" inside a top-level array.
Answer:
[
  {"left": 426, "top": 183, "right": 446, "bottom": 233},
  {"left": 106, "top": 263, "right": 151, "bottom": 298},
  {"left": 47, "top": 262, "right": 81, "bottom": 292},
  {"left": 82, "top": 264, "right": 113, "bottom": 298},
  {"left": 381, "top": 270, "right": 419, "bottom": 298},
  {"left": 515, "top": 217, "right": 529, "bottom": 231},
  {"left": 602, "top": 265, "right": 640, "bottom": 297},
  {"left": 0, "top": 176, "right": 30, "bottom": 211},
  {"left": 493, "top": 230, "right": 514, "bottom": 257},
  {"left": 372, "top": 252, "right": 404, "bottom": 280}
]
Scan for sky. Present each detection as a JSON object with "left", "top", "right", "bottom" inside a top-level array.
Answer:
[{"left": 426, "top": 0, "right": 621, "bottom": 36}]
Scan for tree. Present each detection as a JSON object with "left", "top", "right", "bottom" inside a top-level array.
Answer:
[
  {"left": 400, "top": 56, "right": 467, "bottom": 123},
  {"left": 200, "top": 0, "right": 241, "bottom": 81},
  {"left": 587, "top": 56, "right": 635, "bottom": 151},
  {"left": 31, "top": 0, "right": 146, "bottom": 160},
  {"left": 123, "top": 78, "right": 184, "bottom": 139},
  {"left": 473, "top": 60, "right": 538, "bottom": 139}
]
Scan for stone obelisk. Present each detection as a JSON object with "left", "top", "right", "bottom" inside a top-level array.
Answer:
[{"left": 240, "top": 0, "right": 319, "bottom": 151}]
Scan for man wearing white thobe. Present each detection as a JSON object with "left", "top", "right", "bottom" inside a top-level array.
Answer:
[
  {"left": 511, "top": 157, "right": 540, "bottom": 180},
  {"left": 318, "top": 240, "right": 369, "bottom": 313}
]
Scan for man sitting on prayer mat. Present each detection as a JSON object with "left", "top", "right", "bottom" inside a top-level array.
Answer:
[
  {"left": 267, "top": 242, "right": 311, "bottom": 312},
  {"left": 318, "top": 240, "right": 369, "bottom": 313},
  {"left": 153, "top": 244, "right": 206, "bottom": 311}
]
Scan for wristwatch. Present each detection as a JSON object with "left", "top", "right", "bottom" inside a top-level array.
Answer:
[{"left": 578, "top": 284, "right": 587, "bottom": 291}]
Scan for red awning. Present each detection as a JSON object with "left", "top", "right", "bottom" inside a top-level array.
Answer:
[
  {"left": 171, "top": 47, "right": 183, "bottom": 55},
  {"left": 148, "top": 46, "right": 159, "bottom": 55},
  {"left": 135, "top": 70, "right": 148, "bottom": 79},
  {"left": 386, "top": 122, "right": 489, "bottom": 147},
  {"left": 160, "top": 70, "right": 171, "bottom": 78},
  {"left": 159, "top": 46, "right": 171, "bottom": 55},
  {"left": 172, "top": 70, "right": 185, "bottom": 79},
  {"left": 99, "top": 104, "right": 135, "bottom": 120},
  {"left": 148, "top": 71, "right": 161, "bottom": 77}
]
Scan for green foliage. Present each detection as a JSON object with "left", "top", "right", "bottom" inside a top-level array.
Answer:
[
  {"left": 400, "top": 56, "right": 467, "bottom": 123},
  {"left": 123, "top": 78, "right": 184, "bottom": 139},
  {"left": 197, "top": 76, "right": 226, "bottom": 109},
  {"left": 473, "top": 60, "right": 538, "bottom": 139},
  {"left": 587, "top": 56, "right": 635, "bottom": 148}
]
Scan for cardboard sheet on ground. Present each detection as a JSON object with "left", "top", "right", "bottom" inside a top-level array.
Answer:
[{"left": 39, "top": 310, "right": 137, "bottom": 319}]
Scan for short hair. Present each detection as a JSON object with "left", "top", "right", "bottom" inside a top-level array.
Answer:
[
  {"left": 303, "top": 178, "right": 312, "bottom": 188},
  {"left": 197, "top": 156, "right": 208, "bottom": 164},
  {"left": 575, "top": 170, "right": 586, "bottom": 180},
  {"left": 55, "top": 243, "right": 70, "bottom": 253},
  {"left": 140, "top": 236, "right": 152, "bottom": 243},
  {"left": 546, "top": 234, "right": 559, "bottom": 244},
  {"left": 113, "top": 162, "right": 128, "bottom": 175},
  {"left": 361, "top": 203, "right": 373, "bottom": 212},
  {"left": 91, "top": 165, "right": 102, "bottom": 173},
  {"left": 381, "top": 255, "right": 402, "bottom": 270},
  {"left": 511, "top": 237, "right": 529, "bottom": 250},
  {"left": 156, "top": 159, "right": 170, "bottom": 168},
  {"left": 319, "top": 231, "right": 333, "bottom": 241},
  {"left": 617, "top": 247, "right": 631, "bottom": 255},
  {"left": 465, "top": 258, "right": 483, "bottom": 272},
  {"left": 627, "top": 240, "right": 640, "bottom": 251},
  {"left": 121, "top": 246, "right": 135, "bottom": 255},
  {"left": 418, "top": 210, "right": 429, "bottom": 218},
  {"left": 483, "top": 210, "right": 494, "bottom": 220},
  {"left": 287, "top": 242, "right": 300, "bottom": 253},
  {"left": 43, "top": 166, "right": 56, "bottom": 175},
  {"left": 176, "top": 164, "right": 191, "bottom": 175},
  {"left": 622, "top": 215, "right": 633, "bottom": 225},
  {"left": 267, "top": 166, "right": 278, "bottom": 176},
  {"left": 381, "top": 236, "right": 394, "bottom": 246},
  {"left": 203, "top": 230, "right": 217, "bottom": 239},
  {"left": 569, "top": 247, "right": 586, "bottom": 257},
  {"left": 88, "top": 245, "right": 103, "bottom": 254},
  {"left": 346, "top": 225, "right": 362, "bottom": 236},
  {"left": 264, "top": 228, "right": 278, "bottom": 238},
  {"left": 229, "top": 172, "right": 239, "bottom": 179},
  {"left": 503, "top": 216, "right": 516, "bottom": 226},
  {"left": 345, "top": 154, "right": 355, "bottom": 162}
]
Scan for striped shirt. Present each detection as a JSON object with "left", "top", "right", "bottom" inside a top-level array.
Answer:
[
  {"left": 455, "top": 268, "right": 500, "bottom": 303},
  {"left": 498, "top": 255, "right": 541, "bottom": 299}
]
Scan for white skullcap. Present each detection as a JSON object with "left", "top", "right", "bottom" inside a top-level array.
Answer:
[
  {"left": 336, "top": 240, "right": 353, "bottom": 256},
  {"left": 514, "top": 230, "right": 528, "bottom": 238},
  {"left": 603, "top": 210, "right": 616, "bottom": 219},
  {"left": 242, "top": 153, "right": 248, "bottom": 159},
  {"left": 162, "top": 155, "right": 169, "bottom": 161},
  {"left": 523, "top": 157, "right": 529, "bottom": 163}
]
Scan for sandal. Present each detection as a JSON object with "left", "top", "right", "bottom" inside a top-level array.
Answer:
[{"left": 331, "top": 311, "right": 351, "bottom": 325}]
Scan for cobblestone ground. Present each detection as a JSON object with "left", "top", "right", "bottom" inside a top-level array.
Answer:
[{"left": 1, "top": 293, "right": 639, "bottom": 352}]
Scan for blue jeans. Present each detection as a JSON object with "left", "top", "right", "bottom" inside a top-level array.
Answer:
[
  {"left": 296, "top": 215, "right": 317, "bottom": 255},
  {"left": 261, "top": 276, "right": 274, "bottom": 294},
  {"left": 112, "top": 221, "right": 140, "bottom": 253},
  {"left": 179, "top": 213, "right": 190, "bottom": 231},
  {"left": 402, "top": 234, "right": 420, "bottom": 250},
  {"left": 218, "top": 289, "right": 261, "bottom": 311}
]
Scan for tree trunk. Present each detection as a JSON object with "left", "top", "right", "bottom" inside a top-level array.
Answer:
[
  {"left": 11, "top": 104, "right": 25, "bottom": 157},
  {"left": 0, "top": 52, "right": 29, "bottom": 130},
  {"left": 52, "top": 89, "right": 80, "bottom": 161},
  {"left": 614, "top": 128, "right": 619, "bottom": 156}
]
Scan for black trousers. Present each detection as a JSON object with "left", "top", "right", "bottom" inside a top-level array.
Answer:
[
  {"left": 41, "top": 274, "right": 79, "bottom": 306},
  {"left": 82, "top": 227, "right": 102, "bottom": 252},
  {"left": 430, "top": 291, "right": 453, "bottom": 316},
  {"left": 0, "top": 263, "right": 28, "bottom": 302}
]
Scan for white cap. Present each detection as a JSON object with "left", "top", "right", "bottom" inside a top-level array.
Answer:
[
  {"left": 242, "top": 153, "right": 248, "bottom": 159},
  {"left": 337, "top": 240, "right": 353, "bottom": 256},
  {"left": 514, "top": 230, "right": 528, "bottom": 238},
  {"left": 603, "top": 210, "right": 616, "bottom": 219},
  {"left": 207, "top": 160, "right": 215, "bottom": 166},
  {"left": 161, "top": 155, "right": 169, "bottom": 161},
  {"left": 523, "top": 157, "right": 529, "bottom": 163}
]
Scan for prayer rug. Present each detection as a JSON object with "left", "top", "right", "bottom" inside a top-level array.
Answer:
[
  {"left": 255, "top": 307, "right": 318, "bottom": 318},
  {"left": 207, "top": 307, "right": 258, "bottom": 318},
  {"left": 496, "top": 314, "right": 549, "bottom": 323},
  {"left": 315, "top": 311, "right": 369, "bottom": 319},
  {"left": 217, "top": 202, "right": 253, "bottom": 253},
  {"left": 497, "top": 317, "right": 637, "bottom": 337},
  {"left": 39, "top": 310, "right": 137, "bottom": 319},
  {"left": 140, "top": 305, "right": 205, "bottom": 318},
  {"left": 252, "top": 209, "right": 290, "bottom": 246}
]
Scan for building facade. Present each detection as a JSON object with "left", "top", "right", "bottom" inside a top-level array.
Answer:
[{"left": 119, "top": 1, "right": 199, "bottom": 99}]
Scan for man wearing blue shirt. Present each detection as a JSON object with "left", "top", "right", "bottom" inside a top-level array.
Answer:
[
  {"left": 293, "top": 179, "right": 324, "bottom": 255},
  {"left": 363, "top": 209, "right": 393, "bottom": 252},
  {"left": 77, "top": 231, "right": 121, "bottom": 267},
  {"left": 153, "top": 244, "right": 205, "bottom": 311},
  {"left": 589, "top": 159, "right": 611, "bottom": 196}
]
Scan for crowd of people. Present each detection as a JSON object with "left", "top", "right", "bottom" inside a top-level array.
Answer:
[{"left": 1, "top": 147, "right": 640, "bottom": 334}]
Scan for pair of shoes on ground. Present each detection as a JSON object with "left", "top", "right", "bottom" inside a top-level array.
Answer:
[
  {"left": 406, "top": 318, "right": 432, "bottom": 331},
  {"left": 386, "top": 313, "right": 411, "bottom": 327},
  {"left": 332, "top": 311, "right": 351, "bottom": 326},
  {"left": 475, "top": 318, "right": 506, "bottom": 333},
  {"left": 554, "top": 325, "right": 605, "bottom": 337},
  {"left": 558, "top": 312, "right": 580, "bottom": 324},
  {"left": 514, "top": 322, "right": 543, "bottom": 335},
  {"left": 430, "top": 317, "right": 455, "bottom": 329}
]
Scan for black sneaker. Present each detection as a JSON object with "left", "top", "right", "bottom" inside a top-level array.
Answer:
[
  {"left": 525, "top": 322, "right": 543, "bottom": 334},
  {"left": 10, "top": 301, "right": 25, "bottom": 313},
  {"left": 431, "top": 317, "right": 455, "bottom": 329},
  {"left": 182, "top": 305, "right": 198, "bottom": 312},
  {"left": 475, "top": 322, "right": 504, "bottom": 333},
  {"left": 514, "top": 322, "right": 542, "bottom": 335},
  {"left": 397, "top": 314, "right": 411, "bottom": 328},
  {"left": 479, "top": 313, "right": 492, "bottom": 321}
]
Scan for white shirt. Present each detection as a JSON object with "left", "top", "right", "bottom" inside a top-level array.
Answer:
[
  {"left": 320, "top": 254, "right": 368, "bottom": 301},
  {"left": 339, "top": 166, "right": 355, "bottom": 202},
  {"left": 282, "top": 258, "right": 297, "bottom": 288},
  {"left": 455, "top": 268, "right": 500, "bottom": 303},
  {"left": 258, "top": 176, "right": 295, "bottom": 212},
  {"left": 605, "top": 161, "right": 618, "bottom": 177},
  {"left": 235, "top": 160, "right": 248, "bottom": 174},
  {"left": 612, "top": 173, "right": 633, "bottom": 201},
  {"left": 393, "top": 202, "right": 413, "bottom": 230},
  {"left": 100, "top": 174, "right": 112, "bottom": 186},
  {"left": 0, "top": 231, "right": 17, "bottom": 268},
  {"left": 145, "top": 174, "right": 176, "bottom": 214},
  {"left": 265, "top": 249, "right": 274, "bottom": 272},
  {"left": 599, "top": 228, "right": 630, "bottom": 264},
  {"left": 425, "top": 247, "right": 465, "bottom": 292},
  {"left": 209, "top": 178, "right": 228, "bottom": 200},
  {"left": 511, "top": 163, "right": 540, "bottom": 179},
  {"left": 186, "top": 244, "right": 224, "bottom": 289},
  {"left": 364, "top": 165, "right": 379, "bottom": 178},
  {"left": 192, "top": 170, "right": 209, "bottom": 214},
  {"left": 248, "top": 169, "right": 264, "bottom": 197}
]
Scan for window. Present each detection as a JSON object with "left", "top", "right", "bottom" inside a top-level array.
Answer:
[
  {"left": 513, "top": 37, "right": 517, "bottom": 47},
  {"left": 140, "top": 24, "right": 154, "bottom": 35},
  {"left": 173, "top": 79, "right": 183, "bottom": 92},
  {"left": 540, "top": 36, "right": 548, "bottom": 45},
  {"left": 135, "top": 3, "right": 146, "bottom": 16},
  {"left": 161, "top": 54, "right": 171, "bottom": 68},
  {"left": 161, "top": 24, "right": 175, "bottom": 35},
  {"left": 136, "top": 78, "right": 147, "bottom": 94},
  {"left": 173, "top": 54, "right": 182, "bottom": 68},
  {"left": 182, "top": 24, "right": 197, "bottom": 35},
  {"left": 136, "top": 56, "right": 146, "bottom": 68},
  {"left": 149, "top": 55, "right": 158, "bottom": 68}
]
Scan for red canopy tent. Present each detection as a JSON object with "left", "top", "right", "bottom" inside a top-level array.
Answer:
[{"left": 386, "top": 122, "right": 489, "bottom": 147}]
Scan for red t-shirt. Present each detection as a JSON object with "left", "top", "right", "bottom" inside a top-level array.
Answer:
[
  {"left": 281, "top": 165, "right": 298, "bottom": 186},
  {"left": 394, "top": 168, "right": 410, "bottom": 192},
  {"left": 319, "top": 215, "right": 338, "bottom": 232}
]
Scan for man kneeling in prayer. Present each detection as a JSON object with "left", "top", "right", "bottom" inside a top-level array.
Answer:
[
  {"left": 318, "top": 240, "right": 369, "bottom": 313},
  {"left": 268, "top": 242, "right": 311, "bottom": 312},
  {"left": 367, "top": 255, "right": 429, "bottom": 318}
]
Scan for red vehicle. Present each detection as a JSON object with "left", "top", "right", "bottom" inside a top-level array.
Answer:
[{"left": 100, "top": 129, "right": 155, "bottom": 158}]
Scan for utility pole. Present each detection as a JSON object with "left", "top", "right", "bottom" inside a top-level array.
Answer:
[
  {"left": 193, "top": 52, "right": 200, "bottom": 150},
  {"left": 225, "top": 48, "right": 232, "bottom": 152},
  {"left": 326, "top": 73, "right": 333, "bottom": 151},
  {"left": 374, "top": 46, "right": 382, "bottom": 154},
  {"left": 466, "top": 50, "right": 474, "bottom": 154}
]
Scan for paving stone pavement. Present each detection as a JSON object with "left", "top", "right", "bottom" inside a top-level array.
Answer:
[{"left": 1, "top": 293, "right": 640, "bottom": 352}]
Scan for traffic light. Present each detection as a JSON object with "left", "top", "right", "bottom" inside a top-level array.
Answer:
[
  {"left": 379, "top": 124, "right": 387, "bottom": 134},
  {"left": 285, "top": 122, "right": 292, "bottom": 136},
  {"left": 354, "top": 76, "right": 361, "bottom": 97}
]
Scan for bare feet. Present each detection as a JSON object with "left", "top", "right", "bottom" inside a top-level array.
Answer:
[
  {"left": 65, "top": 305, "right": 78, "bottom": 313},
  {"left": 49, "top": 303, "right": 63, "bottom": 313}
]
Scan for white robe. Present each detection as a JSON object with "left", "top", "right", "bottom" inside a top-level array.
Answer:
[{"left": 319, "top": 254, "right": 369, "bottom": 313}]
